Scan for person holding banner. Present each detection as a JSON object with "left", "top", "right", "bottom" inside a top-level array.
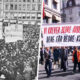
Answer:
[
  {"left": 72, "top": 47, "right": 80, "bottom": 72},
  {"left": 44, "top": 48, "right": 52, "bottom": 77}
]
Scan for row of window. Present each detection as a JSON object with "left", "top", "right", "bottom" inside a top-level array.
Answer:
[
  {"left": 4, "top": 12, "right": 41, "bottom": 20},
  {"left": 4, "top": 0, "right": 41, "bottom": 2},
  {"left": 5, "top": 3, "right": 41, "bottom": 11},
  {"left": 44, "top": 0, "right": 57, "bottom": 9}
]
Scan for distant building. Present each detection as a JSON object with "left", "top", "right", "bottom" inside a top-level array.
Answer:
[
  {"left": 0, "top": 0, "right": 41, "bottom": 25},
  {"left": 43, "top": 0, "right": 61, "bottom": 24},
  {"left": 61, "top": 0, "right": 80, "bottom": 22}
]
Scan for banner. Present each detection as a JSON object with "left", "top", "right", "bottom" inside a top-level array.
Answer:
[
  {"left": 42, "top": 24, "right": 80, "bottom": 47},
  {"left": 5, "top": 24, "right": 23, "bottom": 43}
]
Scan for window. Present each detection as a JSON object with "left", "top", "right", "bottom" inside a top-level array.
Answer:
[
  {"left": 19, "top": 0, "right": 21, "bottom": 2},
  {"left": 15, "top": 4, "right": 17, "bottom": 10},
  {"left": 38, "top": 0, "right": 41, "bottom": 2},
  {"left": 70, "top": 17, "right": 73, "bottom": 22},
  {"left": 79, "top": 12, "right": 80, "bottom": 16},
  {"left": 53, "top": 1, "right": 57, "bottom": 9},
  {"left": 32, "top": 0, "right": 34, "bottom": 2},
  {"left": 69, "top": 8, "right": 72, "bottom": 14},
  {"left": 27, "top": 4, "right": 30, "bottom": 10},
  {"left": 15, "top": 0, "right": 17, "bottom": 2},
  {"left": 23, "top": 0, "right": 26, "bottom": 2},
  {"left": 37, "top": 12, "right": 41, "bottom": 19},
  {"left": 44, "top": 0, "right": 48, "bottom": 5},
  {"left": 4, "top": 0, "right": 8, "bottom": 2},
  {"left": 19, "top": 4, "right": 21, "bottom": 10},
  {"left": 27, "top": 0, "right": 30, "bottom": 2},
  {"left": 23, "top": 4, "right": 26, "bottom": 10},
  {"left": 31, "top": 13, "right": 36, "bottom": 19},
  {"left": 32, "top": 4, "right": 36, "bottom": 10},
  {"left": 10, "top": 4, "right": 13, "bottom": 10},
  {"left": 69, "top": 1, "right": 72, "bottom": 6},
  {"left": 5, "top": 4, "right": 9, "bottom": 10},
  {"left": 38, "top": 4, "right": 41, "bottom": 11},
  {"left": 27, "top": 12, "right": 30, "bottom": 19},
  {"left": 10, "top": 0, "right": 13, "bottom": 2}
]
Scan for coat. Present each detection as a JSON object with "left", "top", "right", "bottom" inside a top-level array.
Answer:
[
  {"left": 72, "top": 50, "right": 80, "bottom": 62},
  {"left": 53, "top": 49, "right": 59, "bottom": 61},
  {"left": 60, "top": 48, "right": 68, "bottom": 69}
]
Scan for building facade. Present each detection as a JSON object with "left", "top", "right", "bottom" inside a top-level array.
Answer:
[
  {"left": 0, "top": 0, "right": 41, "bottom": 25},
  {"left": 0, "top": 0, "right": 42, "bottom": 41},
  {"left": 43, "top": 0, "right": 61, "bottom": 24},
  {"left": 61, "top": 0, "right": 80, "bottom": 23}
]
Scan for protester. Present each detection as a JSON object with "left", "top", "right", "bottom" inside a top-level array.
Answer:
[
  {"left": 44, "top": 48, "right": 52, "bottom": 77},
  {"left": 60, "top": 47, "right": 67, "bottom": 71},
  {"left": 53, "top": 47, "right": 60, "bottom": 69},
  {"left": 40, "top": 48, "right": 44, "bottom": 65},
  {"left": 72, "top": 47, "right": 80, "bottom": 72}
]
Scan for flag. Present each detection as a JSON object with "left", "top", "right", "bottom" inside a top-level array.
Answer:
[{"left": 43, "top": 1, "right": 45, "bottom": 18}]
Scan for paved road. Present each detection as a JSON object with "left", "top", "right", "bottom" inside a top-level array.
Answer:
[{"left": 38, "top": 56, "right": 80, "bottom": 80}]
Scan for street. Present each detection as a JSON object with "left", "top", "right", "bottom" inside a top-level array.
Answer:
[{"left": 38, "top": 55, "right": 80, "bottom": 80}]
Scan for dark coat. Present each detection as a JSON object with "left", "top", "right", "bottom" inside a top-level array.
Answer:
[
  {"left": 40, "top": 50, "right": 44, "bottom": 62},
  {"left": 53, "top": 49, "right": 59, "bottom": 61},
  {"left": 60, "top": 48, "right": 68, "bottom": 70}
]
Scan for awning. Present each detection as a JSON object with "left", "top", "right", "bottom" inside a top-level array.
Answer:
[
  {"left": 26, "top": 14, "right": 30, "bottom": 17},
  {"left": 18, "top": 21, "right": 23, "bottom": 24},
  {"left": 14, "top": 14, "right": 17, "bottom": 17},
  {"left": 10, "top": 20, "right": 16, "bottom": 23},
  {"left": 31, "top": 21, "right": 35, "bottom": 25},
  {"left": 45, "top": 12, "right": 52, "bottom": 18},
  {"left": 4, "top": 20, "right": 9, "bottom": 22},
  {"left": 31, "top": 14, "right": 36, "bottom": 17},
  {"left": 54, "top": 16, "right": 61, "bottom": 21},
  {"left": 22, "top": 14, "right": 26, "bottom": 17},
  {"left": 37, "top": 14, "right": 41, "bottom": 17},
  {"left": 18, "top": 14, "right": 22, "bottom": 17},
  {"left": 37, "top": 22, "right": 41, "bottom": 25},
  {"left": 23, "top": 21, "right": 28, "bottom": 24}
]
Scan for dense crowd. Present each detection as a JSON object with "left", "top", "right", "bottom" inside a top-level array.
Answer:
[
  {"left": 0, "top": 40, "right": 38, "bottom": 80},
  {"left": 40, "top": 46, "right": 80, "bottom": 77}
]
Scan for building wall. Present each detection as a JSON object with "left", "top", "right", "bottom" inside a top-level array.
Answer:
[
  {"left": 43, "top": 0, "right": 61, "bottom": 24},
  {"left": 1, "top": 0, "right": 41, "bottom": 24},
  {"left": 62, "top": 0, "right": 80, "bottom": 23}
]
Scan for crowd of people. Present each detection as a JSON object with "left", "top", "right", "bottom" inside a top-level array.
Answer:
[
  {"left": 0, "top": 40, "right": 38, "bottom": 80},
  {"left": 40, "top": 46, "right": 80, "bottom": 77}
]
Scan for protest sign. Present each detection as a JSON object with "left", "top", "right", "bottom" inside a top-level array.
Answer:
[
  {"left": 5, "top": 24, "right": 23, "bottom": 43},
  {"left": 42, "top": 24, "right": 80, "bottom": 47}
]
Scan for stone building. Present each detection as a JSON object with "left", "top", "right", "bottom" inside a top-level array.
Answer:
[
  {"left": 61, "top": 0, "right": 80, "bottom": 22},
  {"left": 43, "top": 0, "right": 61, "bottom": 24},
  {"left": 0, "top": 0, "right": 41, "bottom": 25}
]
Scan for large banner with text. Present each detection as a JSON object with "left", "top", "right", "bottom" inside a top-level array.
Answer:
[
  {"left": 5, "top": 24, "right": 23, "bottom": 43},
  {"left": 42, "top": 24, "right": 80, "bottom": 47}
]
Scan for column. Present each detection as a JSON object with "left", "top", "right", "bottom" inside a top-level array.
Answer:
[{"left": 48, "top": 0, "right": 52, "bottom": 9}]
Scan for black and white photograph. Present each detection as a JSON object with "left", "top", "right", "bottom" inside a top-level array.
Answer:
[{"left": 0, "top": 0, "right": 42, "bottom": 80}]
